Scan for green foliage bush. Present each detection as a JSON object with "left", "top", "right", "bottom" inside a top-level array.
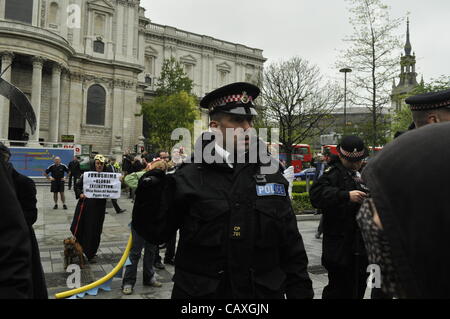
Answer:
[
  {"left": 292, "top": 181, "right": 309, "bottom": 193},
  {"left": 291, "top": 192, "right": 314, "bottom": 213}
]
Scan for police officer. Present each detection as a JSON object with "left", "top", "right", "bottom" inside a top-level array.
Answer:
[
  {"left": 0, "top": 143, "right": 33, "bottom": 298},
  {"left": 132, "top": 82, "right": 313, "bottom": 299},
  {"left": 44, "top": 157, "right": 69, "bottom": 209},
  {"left": 309, "top": 135, "right": 369, "bottom": 299},
  {"left": 0, "top": 142, "right": 48, "bottom": 298},
  {"left": 406, "top": 88, "right": 450, "bottom": 128}
]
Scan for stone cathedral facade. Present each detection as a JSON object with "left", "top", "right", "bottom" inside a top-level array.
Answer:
[{"left": 0, "top": 0, "right": 266, "bottom": 154}]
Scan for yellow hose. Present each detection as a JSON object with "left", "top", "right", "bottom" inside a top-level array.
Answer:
[{"left": 55, "top": 233, "right": 133, "bottom": 299}]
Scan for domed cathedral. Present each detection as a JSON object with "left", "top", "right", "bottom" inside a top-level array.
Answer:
[
  {"left": 391, "top": 18, "right": 423, "bottom": 112},
  {"left": 0, "top": 0, "right": 265, "bottom": 155}
]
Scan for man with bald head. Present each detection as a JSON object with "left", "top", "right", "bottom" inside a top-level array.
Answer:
[{"left": 45, "top": 156, "right": 69, "bottom": 209}]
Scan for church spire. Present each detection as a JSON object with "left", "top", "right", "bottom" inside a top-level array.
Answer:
[{"left": 405, "top": 17, "right": 412, "bottom": 56}]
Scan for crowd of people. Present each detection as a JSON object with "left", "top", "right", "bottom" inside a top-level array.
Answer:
[{"left": 2, "top": 82, "right": 450, "bottom": 299}]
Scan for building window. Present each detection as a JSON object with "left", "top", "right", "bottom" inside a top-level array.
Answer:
[
  {"left": 145, "top": 75, "right": 152, "bottom": 85},
  {"left": 94, "top": 14, "right": 106, "bottom": 37},
  {"left": 93, "top": 39, "right": 105, "bottom": 53},
  {"left": 86, "top": 85, "right": 106, "bottom": 126},
  {"left": 48, "top": 2, "right": 60, "bottom": 27},
  {"left": 184, "top": 64, "right": 194, "bottom": 80},
  {"left": 145, "top": 55, "right": 154, "bottom": 74},
  {"left": 219, "top": 70, "right": 229, "bottom": 86},
  {"left": 5, "top": 0, "right": 33, "bottom": 24}
]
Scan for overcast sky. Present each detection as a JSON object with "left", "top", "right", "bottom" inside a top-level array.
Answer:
[{"left": 141, "top": 0, "right": 449, "bottom": 84}]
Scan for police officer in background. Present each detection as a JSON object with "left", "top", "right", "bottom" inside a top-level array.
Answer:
[
  {"left": 406, "top": 88, "right": 450, "bottom": 128},
  {"left": 0, "top": 142, "right": 47, "bottom": 298},
  {"left": 309, "top": 136, "right": 369, "bottom": 299},
  {"left": 132, "top": 82, "right": 313, "bottom": 299}
]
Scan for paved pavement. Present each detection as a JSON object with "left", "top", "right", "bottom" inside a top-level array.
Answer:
[{"left": 33, "top": 183, "right": 370, "bottom": 299}]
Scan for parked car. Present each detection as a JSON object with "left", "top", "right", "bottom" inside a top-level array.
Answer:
[{"left": 294, "top": 167, "right": 316, "bottom": 181}]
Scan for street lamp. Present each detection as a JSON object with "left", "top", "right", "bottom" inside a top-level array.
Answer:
[{"left": 339, "top": 68, "right": 352, "bottom": 133}]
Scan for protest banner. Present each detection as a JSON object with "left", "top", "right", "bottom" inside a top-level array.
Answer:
[{"left": 83, "top": 172, "right": 122, "bottom": 199}]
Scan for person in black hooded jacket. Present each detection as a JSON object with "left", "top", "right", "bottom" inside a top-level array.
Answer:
[
  {"left": 309, "top": 136, "right": 370, "bottom": 299},
  {"left": 357, "top": 122, "right": 450, "bottom": 298}
]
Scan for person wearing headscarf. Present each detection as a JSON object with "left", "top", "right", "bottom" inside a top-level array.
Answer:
[
  {"left": 309, "top": 135, "right": 370, "bottom": 299},
  {"left": 70, "top": 154, "right": 108, "bottom": 262},
  {"left": 357, "top": 122, "right": 450, "bottom": 298}
]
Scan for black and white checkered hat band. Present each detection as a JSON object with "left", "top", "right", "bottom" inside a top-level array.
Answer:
[
  {"left": 340, "top": 147, "right": 365, "bottom": 159},
  {"left": 209, "top": 94, "right": 254, "bottom": 109},
  {"left": 409, "top": 100, "right": 450, "bottom": 111}
]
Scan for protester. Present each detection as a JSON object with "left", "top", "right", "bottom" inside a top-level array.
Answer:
[
  {"left": 309, "top": 135, "right": 369, "bottom": 299},
  {"left": 44, "top": 157, "right": 69, "bottom": 209},
  {"left": 106, "top": 157, "right": 126, "bottom": 214},
  {"left": 70, "top": 154, "right": 108, "bottom": 262},
  {"left": 132, "top": 82, "right": 313, "bottom": 299},
  {"left": 122, "top": 152, "right": 133, "bottom": 176},
  {"left": 121, "top": 159, "right": 168, "bottom": 295},
  {"left": 358, "top": 122, "right": 450, "bottom": 298},
  {"left": 68, "top": 156, "right": 81, "bottom": 191},
  {"left": 312, "top": 153, "right": 327, "bottom": 183},
  {"left": 153, "top": 150, "right": 176, "bottom": 269}
]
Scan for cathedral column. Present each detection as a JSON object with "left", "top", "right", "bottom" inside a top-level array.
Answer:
[
  {"left": 49, "top": 63, "right": 62, "bottom": 142},
  {"left": 0, "top": 51, "right": 14, "bottom": 143},
  {"left": 28, "top": 56, "right": 45, "bottom": 146},
  {"left": 58, "top": 68, "right": 70, "bottom": 137}
]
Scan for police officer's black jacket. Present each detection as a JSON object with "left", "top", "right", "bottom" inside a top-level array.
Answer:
[
  {"left": 132, "top": 134, "right": 313, "bottom": 299},
  {"left": 309, "top": 160, "right": 367, "bottom": 269},
  {"left": 0, "top": 161, "right": 32, "bottom": 298},
  {"left": 11, "top": 169, "right": 48, "bottom": 299}
]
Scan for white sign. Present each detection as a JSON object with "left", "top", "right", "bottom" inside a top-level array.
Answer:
[
  {"left": 83, "top": 172, "right": 122, "bottom": 199},
  {"left": 74, "top": 144, "right": 81, "bottom": 155}
]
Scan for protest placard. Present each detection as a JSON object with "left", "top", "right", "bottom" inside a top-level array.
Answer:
[{"left": 83, "top": 172, "right": 122, "bottom": 199}]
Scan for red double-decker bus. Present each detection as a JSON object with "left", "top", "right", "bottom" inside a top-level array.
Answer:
[{"left": 269, "top": 143, "right": 312, "bottom": 173}]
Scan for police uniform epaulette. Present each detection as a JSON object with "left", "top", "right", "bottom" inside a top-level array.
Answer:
[{"left": 324, "top": 166, "right": 335, "bottom": 174}]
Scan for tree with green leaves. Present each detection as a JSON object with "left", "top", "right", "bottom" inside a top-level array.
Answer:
[
  {"left": 338, "top": 0, "right": 403, "bottom": 147},
  {"left": 155, "top": 57, "right": 194, "bottom": 96},
  {"left": 142, "top": 57, "right": 200, "bottom": 152},
  {"left": 142, "top": 91, "right": 199, "bottom": 152}
]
